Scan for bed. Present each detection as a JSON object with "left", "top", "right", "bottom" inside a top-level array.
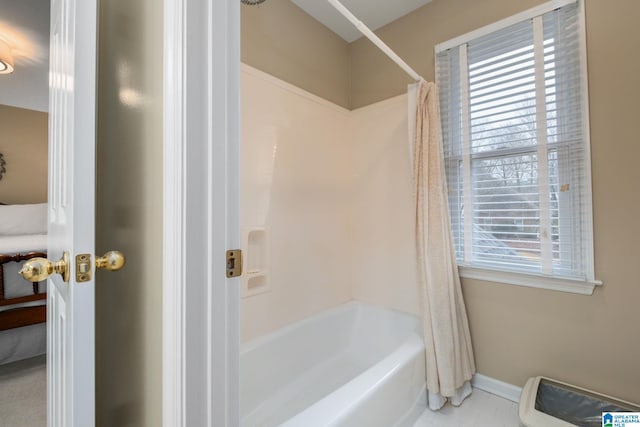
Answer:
[{"left": 0, "top": 203, "right": 48, "bottom": 365}]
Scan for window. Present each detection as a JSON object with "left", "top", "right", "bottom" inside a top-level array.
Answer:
[{"left": 435, "top": 0, "right": 599, "bottom": 294}]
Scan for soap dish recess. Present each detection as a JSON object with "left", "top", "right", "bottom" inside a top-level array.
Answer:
[{"left": 242, "top": 227, "right": 270, "bottom": 297}]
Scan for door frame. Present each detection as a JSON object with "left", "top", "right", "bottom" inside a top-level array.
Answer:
[{"left": 162, "top": 0, "right": 241, "bottom": 426}]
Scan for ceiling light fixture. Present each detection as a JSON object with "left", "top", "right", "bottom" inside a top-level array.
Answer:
[{"left": 0, "top": 39, "right": 14, "bottom": 74}]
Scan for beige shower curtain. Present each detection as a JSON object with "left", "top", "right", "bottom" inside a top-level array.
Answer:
[{"left": 411, "top": 80, "right": 476, "bottom": 410}]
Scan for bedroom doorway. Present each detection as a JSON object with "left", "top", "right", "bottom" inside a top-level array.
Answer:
[
  {"left": 0, "top": 0, "right": 241, "bottom": 424},
  {"left": 0, "top": 0, "right": 51, "bottom": 425},
  {"left": 0, "top": 0, "right": 103, "bottom": 425}
]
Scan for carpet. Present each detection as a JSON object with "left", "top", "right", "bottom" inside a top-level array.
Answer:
[{"left": 0, "top": 355, "right": 46, "bottom": 427}]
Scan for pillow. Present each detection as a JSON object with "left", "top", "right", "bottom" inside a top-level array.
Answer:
[{"left": 0, "top": 203, "right": 48, "bottom": 235}]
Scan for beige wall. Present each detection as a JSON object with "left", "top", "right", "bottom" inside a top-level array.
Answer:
[
  {"left": 240, "top": 65, "right": 352, "bottom": 342},
  {"left": 95, "top": 0, "right": 163, "bottom": 425},
  {"left": 241, "top": 0, "right": 351, "bottom": 109},
  {"left": 0, "top": 105, "right": 48, "bottom": 204},
  {"left": 348, "top": 0, "right": 640, "bottom": 403}
]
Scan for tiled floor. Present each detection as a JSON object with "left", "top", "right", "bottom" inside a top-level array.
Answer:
[{"left": 413, "top": 389, "right": 521, "bottom": 426}]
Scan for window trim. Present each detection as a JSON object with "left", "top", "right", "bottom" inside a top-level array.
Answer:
[
  {"left": 459, "top": 266, "right": 602, "bottom": 295},
  {"left": 436, "top": 0, "right": 600, "bottom": 294}
]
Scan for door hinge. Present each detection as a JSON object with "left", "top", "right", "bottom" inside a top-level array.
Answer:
[{"left": 226, "top": 250, "right": 243, "bottom": 278}]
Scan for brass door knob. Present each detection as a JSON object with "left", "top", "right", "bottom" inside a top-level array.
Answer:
[
  {"left": 19, "top": 252, "right": 70, "bottom": 283},
  {"left": 95, "top": 251, "right": 126, "bottom": 271}
]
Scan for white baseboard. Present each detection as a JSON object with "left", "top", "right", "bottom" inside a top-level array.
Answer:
[{"left": 472, "top": 374, "right": 523, "bottom": 403}]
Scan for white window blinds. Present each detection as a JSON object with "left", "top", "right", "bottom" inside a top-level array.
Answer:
[{"left": 436, "top": 1, "right": 595, "bottom": 283}]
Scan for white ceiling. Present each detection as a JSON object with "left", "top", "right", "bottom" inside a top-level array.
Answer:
[
  {"left": 0, "top": 0, "right": 50, "bottom": 112},
  {"left": 290, "top": 0, "right": 432, "bottom": 43}
]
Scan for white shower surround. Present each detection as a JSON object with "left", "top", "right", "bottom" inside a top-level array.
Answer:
[
  {"left": 241, "top": 302, "right": 426, "bottom": 426},
  {"left": 241, "top": 65, "right": 419, "bottom": 342},
  {"left": 240, "top": 64, "right": 433, "bottom": 425}
]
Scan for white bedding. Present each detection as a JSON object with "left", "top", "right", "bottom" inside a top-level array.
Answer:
[
  {"left": 0, "top": 233, "right": 48, "bottom": 365},
  {"left": 0, "top": 234, "right": 47, "bottom": 254},
  {"left": 0, "top": 324, "right": 46, "bottom": 365},
  {"left": 0, "top": 203, "right": 47, "bottom": 235}
]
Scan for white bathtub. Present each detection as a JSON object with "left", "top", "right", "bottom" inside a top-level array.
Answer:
[{"left": 241, "top": 302, "right": 426, "bottom": 427}]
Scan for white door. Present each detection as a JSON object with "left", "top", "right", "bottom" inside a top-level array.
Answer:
[{"left": 48, "top": 0, "right": 97, "bottom": 425}]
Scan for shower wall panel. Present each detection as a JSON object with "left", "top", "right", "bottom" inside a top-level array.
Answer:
[
  {"left": 241, "top": 65, "right": 352, "bottom": 342},
  {"left": 349, "top": 94, "right": 420, "bottom": 316}
]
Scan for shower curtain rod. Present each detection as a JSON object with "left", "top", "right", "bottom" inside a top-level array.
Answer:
[{"left": 328, "top": 0, "right": 424, "bottom": 82}]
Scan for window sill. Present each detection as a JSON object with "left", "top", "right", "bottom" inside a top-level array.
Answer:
[{"left": 458, "top": 266, "right": 603, "bottom": 295}]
